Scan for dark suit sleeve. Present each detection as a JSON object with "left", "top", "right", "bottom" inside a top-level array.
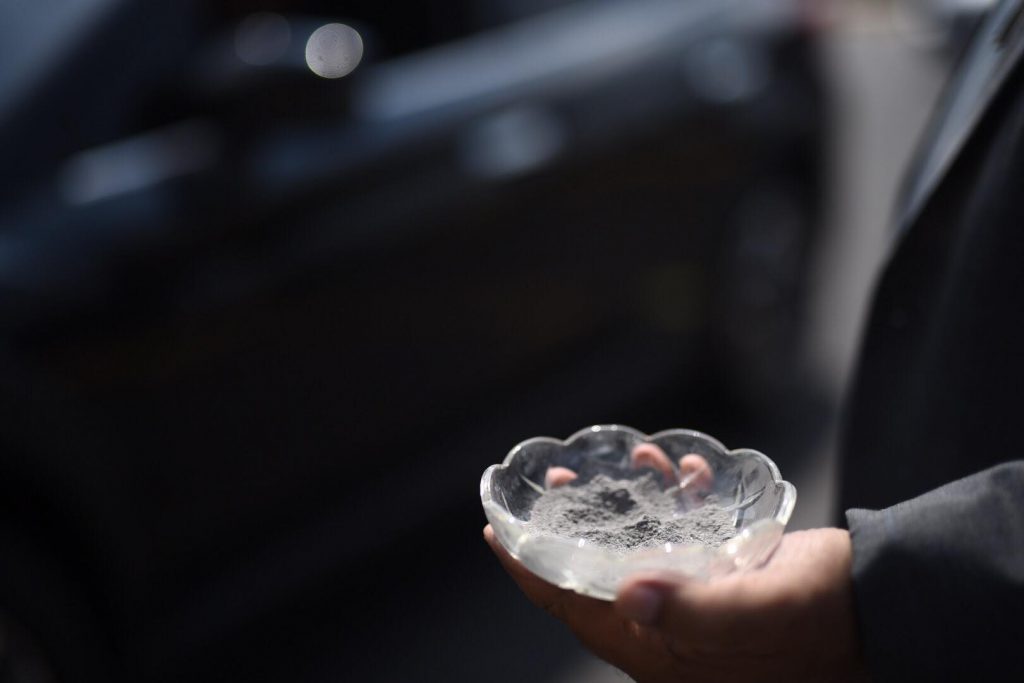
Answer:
[{"left": 846, "top": 462, "right": 1024, "bottom": 682}]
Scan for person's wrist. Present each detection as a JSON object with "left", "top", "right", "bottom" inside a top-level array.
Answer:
[{"left": 817, "top": 528, "right": 869, "bottom": 682}]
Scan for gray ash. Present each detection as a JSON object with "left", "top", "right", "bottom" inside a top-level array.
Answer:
[{"left": 528, "top": 473, "right": 736, "bottom": 551}]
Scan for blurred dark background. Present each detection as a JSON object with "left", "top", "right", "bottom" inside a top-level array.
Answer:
[{"left": 0, "top": 0, "right": 989, "bottom": 681}]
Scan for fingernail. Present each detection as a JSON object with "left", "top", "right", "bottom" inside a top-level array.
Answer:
[{"left": 618, "top": 585, "right": 664, "bottom": 625}]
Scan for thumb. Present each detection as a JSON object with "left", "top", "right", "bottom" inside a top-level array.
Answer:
[{"left": 615, "top": 572, "right": 761, "bottom": 643}]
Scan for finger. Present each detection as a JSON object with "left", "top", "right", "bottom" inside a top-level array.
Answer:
[
  {"left": 544, "top": 466, "right": 578, "bottom": 488},
  {"left": 630, "top": 443, "right": 677, "bottom": 485},
  {"left": 483, "top": 524, "right": 611, "bottom": 626},
  {"left": 483, "top": 526, "right": 657, "bottom": 669},
  {"left": 678, "top": 454, "right": 713, "bottom": 493},
  {"left": 483, "top": 524, "right": 566, "bottom": 610},
  {"left": 616, "top": 571, "right": 777, "bottom": 646}
]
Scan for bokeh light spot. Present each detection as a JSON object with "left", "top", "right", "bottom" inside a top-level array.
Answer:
[
  {"left": 305, "top": 23, "right": 363, "bottom": 79},
  {"left": 235, "top": 12, "right": 291, "bottom": 66}
]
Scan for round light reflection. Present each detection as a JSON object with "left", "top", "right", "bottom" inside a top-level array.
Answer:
[{"left": 305, "top": 23, "right": 363, "bottom": 79}]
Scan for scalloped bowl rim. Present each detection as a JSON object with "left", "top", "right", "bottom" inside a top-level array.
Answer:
[{"left": 480, "top": 424, "right": 797, "bottom": 594}]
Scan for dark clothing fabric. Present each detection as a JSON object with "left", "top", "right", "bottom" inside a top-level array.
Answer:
[
  {"left": 840, "top": 5, "right": 1024, "bottom": 513},
  {"left": 840, "top": 2, "right": 1024, "bottom": 680},
  {"left": 847, "top": 463, "right": 1024, "bottom": 682}
]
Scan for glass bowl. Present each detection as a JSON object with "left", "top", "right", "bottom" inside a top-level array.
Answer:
[{"left": 480, "top": 424, "right": 796, "bottom": 600}]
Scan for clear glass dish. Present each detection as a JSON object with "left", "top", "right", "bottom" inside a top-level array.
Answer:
[{"left": 480, "top": 424, "right": 796, "bottom": 600}]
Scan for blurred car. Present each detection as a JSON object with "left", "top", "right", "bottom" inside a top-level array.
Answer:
[{"left": 0, "top": 0, "right": 829, "bottom": 681}]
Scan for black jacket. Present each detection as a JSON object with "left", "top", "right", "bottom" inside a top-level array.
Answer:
[{"left": 840, "top": 1, "right": 1024, "bottom": 679}]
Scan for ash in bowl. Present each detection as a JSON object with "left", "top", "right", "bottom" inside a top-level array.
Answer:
[
  {"left": 528, "top": 473, "right": 736, "bottom": 551},
  {"left": 481, "top": 427, "right": 797, "bottom": 597}
]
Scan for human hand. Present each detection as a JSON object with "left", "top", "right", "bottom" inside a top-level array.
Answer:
[
  {"left": 484, "top": 525, "right": 864, "bottom": 683},
  {"left": 484, "top": 444, "right": 865, "bottom": 682}
]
